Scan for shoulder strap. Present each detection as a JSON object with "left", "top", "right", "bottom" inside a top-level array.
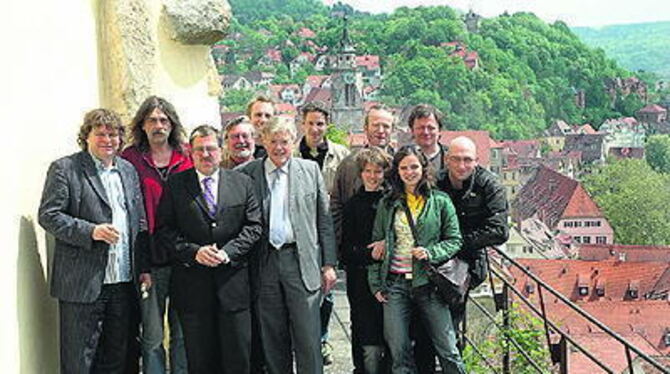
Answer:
[{"left": 401, "top": 201, "right": 420, "bottom": 247}]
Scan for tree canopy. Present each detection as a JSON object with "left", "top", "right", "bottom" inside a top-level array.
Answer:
[
  {"left": 582, "top": 159, "right": 670, "bottom": 245},
  {"left": 220, "top": 2, "right": 646, "bottom": 139}
]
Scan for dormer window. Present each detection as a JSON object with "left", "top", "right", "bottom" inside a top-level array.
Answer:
[
  {"left": 628, "top": 281, "right": 639, "bottom": 299},
  {"left": 595, "top": 278, "right": 606, "bottom": 297},
  {"left": 664, "top": 330, "right": 670, "bottom": 347},
  {"left": 578, "top": 286, "right": 589, "bottom": 296}
]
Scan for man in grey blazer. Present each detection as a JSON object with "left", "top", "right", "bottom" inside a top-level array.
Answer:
[
  {"left": 38, "top": 108, "right": 150, "bottom": 373},
  {"left": 238, "top": 116, "right": 337, "bottom": 374}
]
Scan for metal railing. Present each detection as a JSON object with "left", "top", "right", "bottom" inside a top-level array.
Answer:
[{"left": 461, "top": 246, "right": 670, "bottom": 374}]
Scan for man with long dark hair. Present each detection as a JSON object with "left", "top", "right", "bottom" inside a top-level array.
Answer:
[{"left": 121, "top": 96, "right": 192, "bottom": 374}]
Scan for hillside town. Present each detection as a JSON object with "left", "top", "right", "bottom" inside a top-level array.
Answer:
[{"left": 214, "top": 15, "right": 670, "bottom": 373}]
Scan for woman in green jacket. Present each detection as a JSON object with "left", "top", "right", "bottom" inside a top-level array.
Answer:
[{"left": 368, "top": 145, "right": 466, "bottom": 373}]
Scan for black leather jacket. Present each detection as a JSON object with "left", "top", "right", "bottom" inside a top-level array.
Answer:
[{"left": 437, "top": 166, "right": 509, "bottom": 286}]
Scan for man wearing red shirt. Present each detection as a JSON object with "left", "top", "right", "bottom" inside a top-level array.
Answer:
[{"left": 121, "top": 96, "right": 193, "bottom": 374}]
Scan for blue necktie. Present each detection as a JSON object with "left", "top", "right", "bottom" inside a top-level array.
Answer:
[
  {"left": 202, "top": 176, "right": 217, "bottom": 217},
  {"left": 269, "top": 168, "right": 287, "bottom": 249}
]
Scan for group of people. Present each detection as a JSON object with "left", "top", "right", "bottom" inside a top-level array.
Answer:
[{"left": 38, "top": 94, "right": 509, "bottom": 374}]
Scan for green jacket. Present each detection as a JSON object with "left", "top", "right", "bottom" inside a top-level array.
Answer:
[{"left": 368, "top": 190, "right": 463, "bottom": 294}]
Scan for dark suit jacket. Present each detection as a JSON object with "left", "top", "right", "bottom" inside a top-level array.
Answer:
[
  {"left": 38, "top": 151, "right": 148, "bottom": 303},
  {"left": 237, "top": 157, "right": 337, "bottom": 293},
  {"left": 156, "top": 168, "right": 262, "bottom": 312}
]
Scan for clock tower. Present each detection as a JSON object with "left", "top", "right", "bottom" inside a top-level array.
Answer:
[{"left": 330, "top": 16, "right": 364, "bottom": 131}]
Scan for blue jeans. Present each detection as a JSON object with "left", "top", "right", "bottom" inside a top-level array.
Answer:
[
  {"left": 383, "top": 277, "right": 465, "bottom": 374},
  {"left": 140, "top": 266, "right": 187, "bottom": 374},
  {"left": 320, "top": 291, "right": 334, "bottom": 343}
]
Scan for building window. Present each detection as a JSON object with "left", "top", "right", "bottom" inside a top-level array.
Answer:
[
  {"left": 564, "top": 221, "right": 573, "bottom": 228},
  {"left": 582, "top": 236, "right": 591, "bottom": 244},
  {"left": 595, "top": 221, "right": 601, "bottom": 227},
  {"left": 574, "top": 236, "right": 581, "bottom": 244},
  {"left": 574, "top": 221, "right": 582, "bottom": 227},
  {"left": 596, "top": 236, "right": 607, "bottom": 244}
]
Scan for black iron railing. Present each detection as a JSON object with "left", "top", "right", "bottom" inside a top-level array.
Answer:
[{"left": 461, "top": 246, "right": 670, "bottom": 374}]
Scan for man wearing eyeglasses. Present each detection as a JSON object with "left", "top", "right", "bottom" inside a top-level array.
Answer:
[
  {"left": 121, "top": 96, "right": 192, "bottom": 374},
  {"left": 156, "top": 125, "right": 262, "bottom": 373},
  {"left": 38, "top": 108, "right": 151, "bottom": 373},
  {"left": 221, "top": 116, "right": 257, "bottom": 169}
]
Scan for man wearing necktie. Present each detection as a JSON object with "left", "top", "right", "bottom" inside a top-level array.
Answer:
[
  {"left": 238, "top": 116, "right": 337, "bottom": 374},
  {"left": 156, "top": 125, "right": 263, "bottom": 373}
]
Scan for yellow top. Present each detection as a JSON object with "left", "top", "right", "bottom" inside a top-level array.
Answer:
[{"left": 406, "top": 192, "right": 425, "bottom": 220}]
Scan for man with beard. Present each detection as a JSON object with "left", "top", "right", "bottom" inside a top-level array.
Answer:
[
  {"left": 221, "top": 116, "right": 256, "bottom": 169},
  {"left": 121, "top": 96, "right": 192, "bottom": 374}
]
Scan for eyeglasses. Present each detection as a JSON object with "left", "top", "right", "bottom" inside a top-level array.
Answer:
[
  {"left": 145, "top": 117, "right": 170, "bottom": 125},
  {"left": 192, "top": 145, "right": 220, "bottom": 154},
  {"left": 447, "top": 156, "right": 476, "bottom": 164}
]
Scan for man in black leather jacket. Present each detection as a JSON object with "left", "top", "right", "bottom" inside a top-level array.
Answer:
[{"left": 414, "top": 136, "right": 509, "bottom": 373}]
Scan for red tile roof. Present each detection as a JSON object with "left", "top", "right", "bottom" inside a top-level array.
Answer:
[
  {"left": 265, "top": 48, "right": 282, "bottom": 62},
  {"left": 578, "top": 244, "right": 670, "bottom": 262},
  {"left": 561, "top": 184, "right": 604, "bottom": 218},
  {"left": 439, "top": 130, "right": 494, "bottom": 167},
  {"left": 304, "top": 87, "right": 331, "bottom": 104},
  {"left": 498, "top": 140, "right": 541, "bottom": 159},
  {"left": 639, "top": 104, "right": 667, "bottom": 114},
  {"left": 275, "top": 103, "right": 296, "bottom": 115},
  {"left": 355, "top": 55, "right": 380, "bottom": 70},
  {"left": 510, "top": 258, "right": 670, "bottom": 303},
  {"left": 304, "top": 75, "right": 329, "bottom": 88},
  {"left": 575, "top": 124, "right": 596, "bottom": 134},
  {"left": 295, "top": 27, "right": 316, "bottom": 39},
  {"left": 567, "top": 332, "right": 663, "bottom": 374},
  {"left": 513, "top": 165, "right": 581, "bottom": 228}
]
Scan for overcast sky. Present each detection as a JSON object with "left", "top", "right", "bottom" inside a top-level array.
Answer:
[{"left": 322, "top": 0, "right": 670, "bottom": 27}]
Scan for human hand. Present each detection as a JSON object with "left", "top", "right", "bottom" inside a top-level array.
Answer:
[
  {"left": 321, "top": 265, "right": 337, "bottom": 293},
  {"left": 368, "top": 240, "right": 386, "bottom": 260},
  {"left": 92, "top": 224, "right": 120, "bottom": 245},
  {"left": 411, "top": 246, "right": 429, "bottom": 261},
  {"left": 374, "top": 291, "right": 388, "bottom": 303},
  {"left": 195, "top": 245, "right": 223, "bottom": 267}
]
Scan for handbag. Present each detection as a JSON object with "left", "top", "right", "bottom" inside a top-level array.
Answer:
[{"left": 402, "top": 202, "right": 470, "bottom": 305}]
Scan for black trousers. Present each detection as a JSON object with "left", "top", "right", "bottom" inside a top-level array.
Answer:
[
  {"left": 59, "top": 282, "right": 136, "bottom": 374},
  {"left": 178, "top": 298, "right": 251, "bottom": 373}
]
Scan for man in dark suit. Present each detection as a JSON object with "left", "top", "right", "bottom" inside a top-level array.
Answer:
[
  {"left": 38, "top": 108, "right": 150, "bottom": 373},
  {"left": 238, "top": 116, "right": 337, "bottom": 374},
  {"left": 156, "top": 125, "right": 262, "bottom": 373}
]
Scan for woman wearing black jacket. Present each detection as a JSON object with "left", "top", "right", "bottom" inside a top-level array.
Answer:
[{"left": 342, "top": 147, "right": 392, "bottom": 374}]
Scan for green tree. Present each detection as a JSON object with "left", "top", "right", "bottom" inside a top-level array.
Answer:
[
  {"left": 219, "top": 89, "right": 255, "bottom": 112},
  {"left": 463, "top": 305, "right": 553, "bottom": 373},
  {"left": 582, "top": 159, "right": 670, "bottom": 245},
  {"left": 646, "top": 134, "right": 670, "bottom": 174}
]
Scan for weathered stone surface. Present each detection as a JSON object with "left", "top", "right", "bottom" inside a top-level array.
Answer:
[
  {"left": 163, "top": 0, "right": 231, "bottom": 45},
  {"left": 99, "top": 0, "right": 156, "bottom": 123}
]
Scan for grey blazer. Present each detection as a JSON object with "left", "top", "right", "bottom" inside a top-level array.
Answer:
[
  {"left": 38, "top": 151, "right": 148, "bottom": 303},
  {"left": 238, "top": 157, "right": 337, "bottom": 292}
]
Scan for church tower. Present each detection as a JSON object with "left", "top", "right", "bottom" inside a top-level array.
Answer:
[{"left": 330, "top": 16, "right": 364, "bottom": 131}]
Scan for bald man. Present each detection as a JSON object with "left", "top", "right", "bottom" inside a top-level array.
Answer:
[{"left": 413, "top": 136, "right": 509, "bottom": 372}]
